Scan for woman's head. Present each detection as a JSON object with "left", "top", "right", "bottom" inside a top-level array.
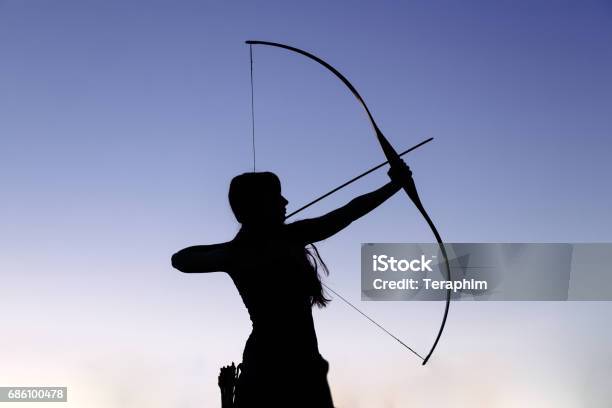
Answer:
[{"left": 228, "top": 172, "right": 288, "bottom": 226}]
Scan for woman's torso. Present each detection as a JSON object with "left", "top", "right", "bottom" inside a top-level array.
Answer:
[{"left": 227, "top": 227, "right": 321, "bottom": 362}]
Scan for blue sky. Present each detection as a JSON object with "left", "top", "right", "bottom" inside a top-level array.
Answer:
[{"left": 1, "top": 1, "right": 611, "bottom": 406}]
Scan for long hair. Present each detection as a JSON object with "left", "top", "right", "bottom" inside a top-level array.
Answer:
[
  {"left": 229, "top": 172, "right": 330, "bottom": 308},
  {"left": 305, "top": 244, "right": 330, "bottom": 308}
]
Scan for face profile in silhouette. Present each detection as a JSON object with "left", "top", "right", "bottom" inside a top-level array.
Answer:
[{"left": 228, "top": 172, "right": 288, "bottom": 227}]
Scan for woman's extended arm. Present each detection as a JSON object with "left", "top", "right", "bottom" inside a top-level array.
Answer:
[
  {"left": 171, "top": 242, "right": 232, "bottom": 273},
  {"left": 287, "top": 180, "right": 402, "bottom": 244},
  {"left": 288, "top": 160, "right": 415, "bottom": 244}
]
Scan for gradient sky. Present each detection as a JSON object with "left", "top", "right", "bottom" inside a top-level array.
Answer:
[{"left": 1, "top": 0, "right": 611, "bottom": 407}]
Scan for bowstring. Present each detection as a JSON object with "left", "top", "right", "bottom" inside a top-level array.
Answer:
[
  {"left": 322, "top": 282, "right": 424, "bottom": 361},
  {"left": 249, "top": 44, "right": 256, "bottom": 172}
]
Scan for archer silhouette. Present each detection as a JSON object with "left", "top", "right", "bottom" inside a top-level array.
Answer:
[{"left": 172, "top": 162, "right": 414, "bottom": 408}]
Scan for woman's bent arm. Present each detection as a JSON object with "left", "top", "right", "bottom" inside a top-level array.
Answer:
[{"left": 171, "top": 243, "right": 232, "bottom": 273}]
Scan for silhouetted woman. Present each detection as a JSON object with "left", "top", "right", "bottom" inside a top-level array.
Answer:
[{"left": 172, "top": 163, "right": 412, "bottom": 408}]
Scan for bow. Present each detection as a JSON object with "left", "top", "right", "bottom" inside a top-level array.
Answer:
[{"left": 246, "top": 40, "right": 451, "bottom": 365}]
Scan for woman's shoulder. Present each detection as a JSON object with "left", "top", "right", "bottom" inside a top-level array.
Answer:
[{"left": 232, "top": 225, "right": 302, "bottom": 245}]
